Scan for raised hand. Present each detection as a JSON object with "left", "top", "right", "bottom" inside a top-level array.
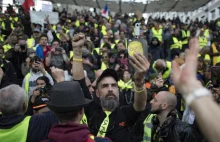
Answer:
[
  {"left": 50, "top": 67, "right": 65, "bottom": 83},
  {"left": 129, "top": 53, "right": 150, "bottom": 87},
  {"left": 172, "top": 38, "right": 202, "bottom": 97}
]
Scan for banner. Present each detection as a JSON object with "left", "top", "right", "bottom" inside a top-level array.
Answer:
[
  {"left": 42, "top": 3, "right": 53, "bottom": 12},
  {"left": 30, "top": 11, "right": 59, "bottom": 24}
]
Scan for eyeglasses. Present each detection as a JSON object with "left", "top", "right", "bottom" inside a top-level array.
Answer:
[{"left": 119, "top": 56, "right": 125, "bottom": 59}]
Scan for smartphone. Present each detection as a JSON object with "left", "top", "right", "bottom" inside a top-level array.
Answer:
[
  {"left": 35, "top": 56, "right": 41, "bottom": 63},
  {"left": 211, "top": 66, "right": 220, "bottom": 87},
  {"left": 55, "top": 47, "right": 62, "bottom": 52},
  {"left": 134, "top": 23, "right": 141, "bottom": 37}
]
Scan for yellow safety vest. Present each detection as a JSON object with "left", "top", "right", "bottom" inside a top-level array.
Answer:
[
  {"left": 204, "top": 29, "right": 209, "bottom": 38},
  {"left": 80, "top": 114, "right": 88, "bottom": 125},
  {"left": 0, "top": 35, "right": 5, "bottom": 42},
  {"left": 69, "top": 51, "right": 74, "bottom": 58},
  {"left": 170, "top": 37, "right": 182, "bottom": 50},
  {"left": 0, "top": 116, "right": 31, "bottom": 142},
  {"left": 115, "top": 39, "right": 120, "bottom": 44},
  {"left": 181, "top": 30, "right": 190, "bottom": 45},
  {"left": 118, "top": 80, "right": 133, "bottom": 90},
  {"left": 27, "top": 38, "right": 35, "bottom": 48},
  {"left": 212, "top": 43, "right": 220, "bottom": 66},
  {"left": 217, "top": 21, "right": 220, "bottom": 27},
  {"left": 92, "top": 48, "right": 100, "bottom": 55},
  {"left": 152, "top": 27, "right": 163, "bottom": 42},
  {"left": 111, "top": 44, "right": 115, "bottom": 49},
  {"left": 101, "top": 25, "right": 107, "bottom": 36},
  {"left": 1, "top": 21, "right": 5, "bottom": 30},
  {"left": 152, "top": 61, "right": 172, "bottom": 79},
  {"left": 143, "top": 114, "right": 155, "bottom": 142},
  {"left": 56, "top": 33, "right": 61, "bottom": 39},
  {"left": 3, "top": 44, "right": 12, "bottom": 53},
  {"left": 199, "top": 36, "right": 208, "bottom": 49},
  {"left": 101, "top": 62, "right": 108, "bottom": 70},
  {"left": 198, "top": 54, "right": 210, "bottom": 61}
]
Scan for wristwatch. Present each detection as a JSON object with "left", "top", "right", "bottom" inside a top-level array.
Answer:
[{"left": 185, "top": 88, "right": 211, "bottom": 106}]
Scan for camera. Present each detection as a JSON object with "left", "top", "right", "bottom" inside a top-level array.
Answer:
[{"left": 36, "top": 84, "right": 52, "bottom": 97}]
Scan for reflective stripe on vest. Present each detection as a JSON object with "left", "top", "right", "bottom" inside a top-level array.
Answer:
[
  {"left": 143, "top": 114, "right": 155, "bottom": 142},
  {"left": 0, "top": 116, "right": 31, "bottom": 142},
  {"left": 152, "top": 27, "right": 163, "bottom": 42},
  {"left": 181, "top": 30, "right": 190, "bottom": 45},
  {"left": 212, "top": 43, "right": 220, "bottom": 66},
  {"left": 199, "top": 36, "right": 208, "bottom": 49},
  {"left": 170, "top": 37, "right": 182, "bottom": 50}
]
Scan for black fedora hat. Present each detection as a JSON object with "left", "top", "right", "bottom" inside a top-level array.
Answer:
[{"left": 47, "top": 81, "right": 92, "bottom": 113}]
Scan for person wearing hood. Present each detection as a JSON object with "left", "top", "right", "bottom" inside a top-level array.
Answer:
[
  {"left": 148, "top": 37, "right": 164, "bottom": 64},
  {"left": 43, "top": 81, "right": 111, "bottom": 142}
]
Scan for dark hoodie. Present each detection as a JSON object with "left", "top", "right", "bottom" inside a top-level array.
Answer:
[
  {"left": 148, "top": 37, "right": 164, "bottom": 63},
  {"left": 43, "top": 122, "right": 111, "bottom": 142}
]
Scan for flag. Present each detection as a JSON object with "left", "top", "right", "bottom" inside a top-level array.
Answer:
[
  {"left": 102, "top": 4, "right": 109, "bottom": 19},
  {"left": 22, "top": 0, "right": 35, "bottom": 13}
]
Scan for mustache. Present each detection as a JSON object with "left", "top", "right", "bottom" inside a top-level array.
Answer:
[{"left": 105, "top": 92, "right": 117, "bottom": 99}]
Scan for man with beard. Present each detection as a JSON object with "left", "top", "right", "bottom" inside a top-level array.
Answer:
[
  {"left": 22, "top": 56, "right": 54, "bottom": 98},
  {"left": 143, "top": 91, "right": 196, "bottom": 142},
  {"left": 70, "top": 33, "right": 150, "bottom": 142}
]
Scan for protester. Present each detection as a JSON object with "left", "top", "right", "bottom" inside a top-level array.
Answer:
[
  {"left": 0, "top": 85, "right": 58, "bottom": 142},
  {"left": 0, "top": 5, "right": 220, "bottom": 142},
  {"left": 143, "top": 91, "right": 196, "bottom": 142},
  {"left": 22, "top": 56, "right": 54, "bottom": 97},
  {"left": 43, "top": 81, "right": 111, "bottom": 142},
  {"left": 70, "top": 33, "right": 149, "bottom": 142}
]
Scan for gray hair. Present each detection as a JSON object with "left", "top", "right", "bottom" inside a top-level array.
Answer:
[{"left": 0, "top": 85, "right": 26, "bottom": 115}]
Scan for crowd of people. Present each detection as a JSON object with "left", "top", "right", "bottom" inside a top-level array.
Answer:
[{"left": 0, "top": 5, "right": 220, "bottom": 142}]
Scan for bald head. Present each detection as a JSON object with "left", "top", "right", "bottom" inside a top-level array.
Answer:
[
  {"left": 155, "top": 59, "right": 166, "bottom": 72},
  {"left": 157, "top": 91, "right": 177, "bottom": 110}
]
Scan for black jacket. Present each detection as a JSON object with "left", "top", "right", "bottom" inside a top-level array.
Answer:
[
  {"left": 0, "top": 59, "right": 17, "bottom": 88},
  {"left": 151, "top": 111, "right": 197, "bottom": 142}
]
